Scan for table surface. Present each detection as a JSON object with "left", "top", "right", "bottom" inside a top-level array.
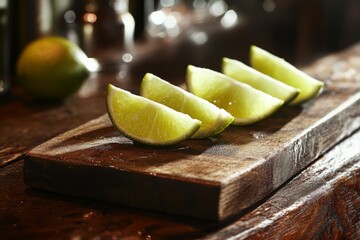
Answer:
[{"left": 1, "top": 30, "right": 360, "bottom": 239}]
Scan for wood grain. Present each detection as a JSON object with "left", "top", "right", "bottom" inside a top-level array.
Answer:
[
  {"left": 203, "top": 130, "right": 360, "bottom": 239},
  {"left": 23, "top": 45, "right": 360, "bottom": 220},
  {"left": 2, "top": 130, "right": 359, "bottom": 240}
]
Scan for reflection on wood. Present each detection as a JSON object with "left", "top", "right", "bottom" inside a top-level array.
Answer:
[{"left": 24, "top": 44, "right": 360, "bottom": 220}]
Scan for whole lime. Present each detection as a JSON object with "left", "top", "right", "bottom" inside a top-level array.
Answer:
[{"left": 16, "top": 36, "right": 90, "bottom": 100}]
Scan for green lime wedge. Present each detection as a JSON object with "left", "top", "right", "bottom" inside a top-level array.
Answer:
[
  {"left": 250, "top": 45, "right": 324, "bottom": 105},
  {"left": 186, "top": 65, "right": 284, "bottom": 125},
  {"left": 140, "top": 73, "right": 234, "bottom": 139},
  {"left": 222, "top": 57, "right": 299, "bottom": 103},
  {"left": 107, "top": 84, "right": 201, "bottom": 145}
]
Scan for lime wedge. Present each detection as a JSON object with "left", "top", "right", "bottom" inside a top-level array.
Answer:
[
  {"left": 107, "top": 84, "right": 201, "bottom": 145},
  {"left": 250, "top": 45, "right": 324, "bottom": 105},
  {"left": 222, "top": 57, "right": 299, "bottom": 103},
  {"left": 186, "top": 65, "right": 284, "bottom": 125},
  {"left": 140, "top": 73, "right": 234, "bottom": 139}
]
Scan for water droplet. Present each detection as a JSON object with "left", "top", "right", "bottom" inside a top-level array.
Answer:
[
  {"left": 252, "top": 132, "right": 268, "bottom": 139},
  {"left": 83, "top": 211, "right": 94, "bottom": 219}
]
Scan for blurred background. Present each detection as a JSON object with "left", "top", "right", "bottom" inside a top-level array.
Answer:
[{"left": 1, "top": 0, "right": 360, "bottom": 96}]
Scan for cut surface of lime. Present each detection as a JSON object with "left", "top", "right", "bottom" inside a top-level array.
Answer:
[
  {"left": 222, "top": 57, "right": 299, "bottom": 103},
  {"left": 186, "top": 65, "right": 284, "bottom": 125},
  {"left": 250, "top": 45, "right": 324, "bottom": 105},
  {"left": 140, "top": 73, "right": 234, "bottom": 139},
  {"left": 107, "top": 84, "right": 201, "bottom": 145}
]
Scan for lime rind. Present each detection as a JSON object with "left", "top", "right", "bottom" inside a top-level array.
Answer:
[
  {"left": 107, "top": 84, "right": 201, "bottom": 146},
  {"left": 250, "top": 45, "right": 324, "bottom": 105},
  {"left": 140, "top": 73, "right": 234, "bottom": 139},
  {"left": 222, "top": 57, "right": 300, "bottom": 103},
  {"left": 16, "top": 36, "right": 89, "bottom": 100},
  {"left": 186, "top": 65, "right": 284, "bottom": 125}
]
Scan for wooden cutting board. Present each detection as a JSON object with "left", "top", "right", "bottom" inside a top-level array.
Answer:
[{"left": 24, "top": 47, "right": 360, "bottom": 221}]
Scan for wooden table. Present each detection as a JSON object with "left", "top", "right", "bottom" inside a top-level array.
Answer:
[{"left": 1, "top": 32, "right": 360, "bottom": 239}]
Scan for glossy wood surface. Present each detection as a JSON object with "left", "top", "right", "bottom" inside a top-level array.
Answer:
[
  {"left": 1, "top": 21, "right": 360, "bottom": 238},
  {"left": 24, "top": 44, "right": 360, "bottom": 220},
  {"left": 2, "top": 130, "right": 359, "bottom": 239}
]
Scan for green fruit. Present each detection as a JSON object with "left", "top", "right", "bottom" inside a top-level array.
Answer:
[
  {"left": 16, "top": 36, "right": 90, "bottom": 100},
  {"left": 107, "top": 84, "right": 201, "bottom": 146},
  {"left": 186, "top": 65, "right": 284, "bottom": 125},
  {"left": 140, "top": 73, "right": 234, "bottom": 139},
  {"left": 250, "top": 45, "right": 324, "bottom": 105},
  {"left": 222, "top": 57, "right": 299, "bottom": 103}
]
